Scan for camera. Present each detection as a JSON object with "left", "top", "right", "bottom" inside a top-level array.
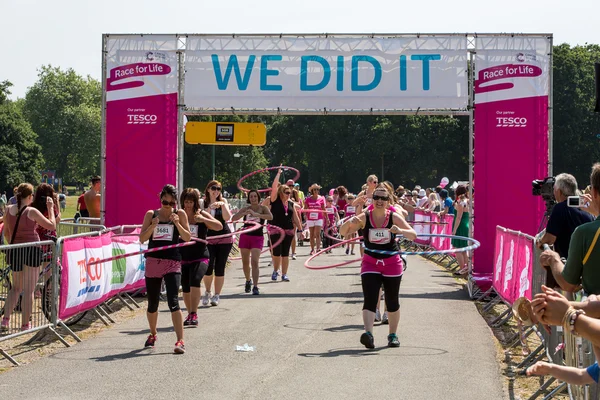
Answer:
[
  {"left": 567, "top": 196, "right": 589, "bottom": 208},
  {"left": 532, "top": 177, "right": 556, "bottom": 213}
]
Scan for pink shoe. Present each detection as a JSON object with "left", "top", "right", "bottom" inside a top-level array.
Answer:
[
  {"left": 21, "top": 322, "right": 31, "bottom": 331},
  {"left": 0, "top": 318, "right": 9, "bottom": 332}
]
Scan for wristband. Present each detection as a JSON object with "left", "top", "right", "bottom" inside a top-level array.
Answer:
[
  {"left": 562, "top": 307, "right": 575, "bottom": 330},
  {"left": 569, "top": 309, "right": 585, "bottom": 336}
]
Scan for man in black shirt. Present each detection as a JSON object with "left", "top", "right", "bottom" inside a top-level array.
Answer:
[{"left": 538, "top": 173, "right": 594, "bottom": 258}]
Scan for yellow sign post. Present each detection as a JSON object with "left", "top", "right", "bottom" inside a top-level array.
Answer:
[{"left": 185, "top": 122, "right": 267, "bottom": 146}]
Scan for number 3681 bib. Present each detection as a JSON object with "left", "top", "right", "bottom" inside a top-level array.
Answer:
[
  {"left": 153, "top": 224, "right": 174, "bottom": 241},
  {"left": 368, "top": 228, "right": 391, "bottom": 244}
]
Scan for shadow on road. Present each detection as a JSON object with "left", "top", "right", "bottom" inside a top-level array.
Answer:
[
  {"left": 298, "top": 345, "right": 449, "bottom": 358},
  {"left": 89, "top": 348, "right": 171, "bottom": 362},
  {"left": 283, "top": 323, "right": 363, "bottom": 332}
]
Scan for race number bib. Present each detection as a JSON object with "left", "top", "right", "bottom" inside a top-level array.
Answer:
[
  {"left": 326, "top": 208, "right": 334, "bottom": 214},
  {"left": 153, "top": 224, "right": 174, "bottom": 241},
  {"left": 346, "top": 206, "right": 356, "bottom": 214},
  {"left": 246, "top": 215, "right": 261, "bottom": 223},
  {"left": 189, "top": 225, "right": 198, "bottom": 238},
  {"left": 309, "top": 212, "right": 319, "bottom": 220},
  {"left": 369, "top": 228, "right": 391, "bottom": 244}
]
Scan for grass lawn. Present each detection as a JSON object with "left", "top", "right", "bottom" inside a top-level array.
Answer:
[{"left": 61, "top": 196, "right": 80, "bottom": 220}]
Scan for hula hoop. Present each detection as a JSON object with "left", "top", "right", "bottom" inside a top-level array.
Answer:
[
  {"left": 237, "top": 166, "right": 300, "bottom": 193},
  {"left": 199, "top": 220, "right": 263, "bottom": 243},
  {"left": 361, "top": 234, "right": 480, "bottom": 256},
  {"left": 229, "top": 224, "right": 286, "bottom": 260},
  {"left": 304, "top": 236, "right": 363, "bottom": 270},
  {"left": 87, "top": 239, "right": 206, "bottom": 265},
  {"left": 297, "top": 209, "right": 335, "bottom": 214},
  {"left": 323, "top": 225, "right": 345, "bottom": 243}
]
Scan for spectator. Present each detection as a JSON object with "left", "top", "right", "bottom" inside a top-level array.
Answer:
[
  {"left": 294, "top": 183, "right": 305, "bottom": 201},
  {"left": 422, "top": 192, "right": 441, "bottom": 212},
  {"left": 540, "top": 164, "right": 600, "bottom": 294},
  {"left": 58, "top": 192, "right": 66, "bottom": 212},
  {"left": 84, "top": 176, "right": 101, "bottom": 218},
  {"left": 77, "top": 191, "right": 89, "bottom": 218},
  {"left": 538, "top": 173, "right": 593, "bottom": 258},
  {"left": 439, "top": 189, "right": 455, "bottom": 216},
  {"left": 416, "top": 189, "right": 428, "bottom": 208},
  {"left": 452, "top": 185, "right": 471, "bottom": 275},
  {"left": 1, "top": 191, "right": 6, "bottom": 203},
  {"left": 8, "top": 186, "right": 17, "bottom": 205}
]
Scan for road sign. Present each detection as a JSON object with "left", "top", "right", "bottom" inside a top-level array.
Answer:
[{"left": 185, "top": 122, "right": 267, "bottom": 146}]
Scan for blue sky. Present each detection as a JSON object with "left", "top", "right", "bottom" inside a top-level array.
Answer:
[{"left": 1, "top": 0, "right": 597, "bottom": 99}]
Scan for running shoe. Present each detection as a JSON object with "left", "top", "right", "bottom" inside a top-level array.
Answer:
[
  {"left": 0, "top": 318, "right": 9, "bottom": 332},
  {"left": 375, "top": 309, "right": 381, "bottom": 322},
  {"left": 387, "top": 333, "right": 400, "bottom": 348},
  {"left": 183, "top": 314, "right": 193, "bottom": 327},
  {"left": 202, "top": 291, "right": 212, "bottom": 306},
  {"left": 210, "top": 294, "right": 220, "bottom": 306},
  {"left": 350, "top": 251, "right": 355, "bottom": 255},
  {"left": 345, "top": 247, "right": 349, "bottom": 255},
  {"left": 245, "top": 280, "right": 252, "bottom": 293},
  {"left": 268, "top": 262, "right": 272, "bottom": 267},
  {"left": 281, "top": 274, "right": 290, "bottom": 282},
  {"left": 309, "top": 249, "right": 315, "bottom": 255},
  {"left": 174, "top": 340, "right": 186, "bottom": 354},
  {"left": 252, "top": 286, "right": 260, "bottom": 295},
  {"left": 292, "top": 254, "right": 297, "bottom": 260},
  {"left": 271, "top": 270, "right": 278, "bottom": 281},
  {"left": 382, "top": 311, "right": 389, "bottom": 325},
  {"left": 190, "top": 313, "right": 198, "bottom": 327},
  {"left": 360, "top": 331, "right": 375, "bottom": 349},
  {"left": 144, "top": 334, "right": 157, "bottom": 348},
  {"left": 21, "top": 322, "right": 31, "bottom": 332}
]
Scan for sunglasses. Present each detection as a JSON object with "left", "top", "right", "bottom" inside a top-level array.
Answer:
[
  {"left": 210, "top": 186, "right": 222, "bottom": 191},
  {"left": 371, "top": 181, "right": 378, "bottom": 184},
  {"left": 161, "top": 199, "right": 176, "bottom": 207},
  {"left": 373, "top": 195, "right": 389, "bottom": 201},
  {"left": 284, "top": 191, "right": 291, "bottom": 195},
  {"left": 326, "top": 199, "right": 333, "bottom": 202}
]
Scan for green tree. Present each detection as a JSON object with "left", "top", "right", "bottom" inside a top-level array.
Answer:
[
  {"left": 23, "top": 66, "right": 101, "bottom": 183},
  {"left": 0, "top": 81, "right": 44, "bottom": 192}
]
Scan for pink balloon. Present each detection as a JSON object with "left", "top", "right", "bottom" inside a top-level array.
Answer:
[{"left": 329, "top": 189, "right": 335, "bottom": 196}]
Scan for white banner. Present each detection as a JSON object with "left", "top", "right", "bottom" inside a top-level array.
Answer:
[
  {"left": 184, "top": 35, "right": 468, "bottom": 111},
  {"left": 60, "top": 233, "right": 146, "bottom": 319}
]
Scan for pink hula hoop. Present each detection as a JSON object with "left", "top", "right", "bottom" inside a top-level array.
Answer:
[
  {"left": 229, "top": 224, "right": 286, "bottom": 260},
  {"left": 196, "top": 220, "right": 263, "bottom": 243},
  {"left": 237, "top": 166, "right": 300, "bottom": 193},
  {"left": 304, "top": 236, "right": 363, "bottom": 270},
  {"left": 297, "top": 209, "right": 335, "bottom": 214}
]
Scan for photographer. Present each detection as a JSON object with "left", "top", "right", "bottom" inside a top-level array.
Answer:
[
  {"left": 540, "top": 165, "right": 600, "bottom": 294},
  {"left": 538, "top": 173, "right": 594, "bottom": 258}
]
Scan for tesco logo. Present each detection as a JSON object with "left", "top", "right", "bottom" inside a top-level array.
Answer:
[
  {"left": 496, "top": 117, "right": 527, "bottom": 128},
  {"left": 127, "top": 114, "right": 158, "bottom": 124}
]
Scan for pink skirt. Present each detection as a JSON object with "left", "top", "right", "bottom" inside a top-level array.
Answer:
[
  {"left": 360, "top": 254, "right": 403, "bottom": 277},
  {"left": 145, "top": 258, "right": 182, "bottom": 278},
  {"left": 239, "top": 234, "right": 264, "bottom": 250}
]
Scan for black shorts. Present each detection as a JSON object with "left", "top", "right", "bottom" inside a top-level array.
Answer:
[
  {"left": 80, "top": 209, "right": 90, "bottom": 218},
  {"left": 6, "top": 246, "right": 43, "bottom": 272}
]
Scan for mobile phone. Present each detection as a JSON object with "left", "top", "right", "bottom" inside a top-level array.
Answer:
[{"left": 567, "top": 196, "right": 583, "bottom": 208}]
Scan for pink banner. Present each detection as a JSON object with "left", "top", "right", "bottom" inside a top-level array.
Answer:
[
  {"left": 473, "top": 37, "right": 550, "bottom": 284},
  {"left": 104, "top": 37, "right": 179, "bottom": 227},
  {"left": 492, "top": 227, "right": 534, "bottom": 305},
  {"left": 60, "top": 232, "right": 146, "bottom": 320},
  {"left": 412, "top": 211, "right": 454, "bottom": 251}
]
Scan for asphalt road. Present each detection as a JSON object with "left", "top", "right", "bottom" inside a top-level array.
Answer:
[{"left": 0, "top": 247, "right": 505, "bottom": 400}]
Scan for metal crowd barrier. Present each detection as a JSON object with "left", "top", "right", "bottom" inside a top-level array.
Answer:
[{"left": 0, "top": 222, "right": 143, "bottom": 366}]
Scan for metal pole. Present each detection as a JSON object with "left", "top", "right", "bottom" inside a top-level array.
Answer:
[
  {"left": 100, "top": 34, "right": 108, "bottom": 225},
  {"left": 381, "top": 154, "right": 384, "bottom": 181},
  {"left": 177, "top": 37, "right": 186, "bottom": 190},
  {"left": 212, "top": 145, "right": 215, "bottom": 180}
]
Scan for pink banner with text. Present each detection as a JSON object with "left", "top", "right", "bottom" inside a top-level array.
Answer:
[
  {"left": 474, "top": 37, "right": 550, "bottom": 282},
  {"left": 104, "top": 36, "right": 179, "bottom": 227},
  {"left": 492, "top": 227, "right": 534, "bottom": 305}
]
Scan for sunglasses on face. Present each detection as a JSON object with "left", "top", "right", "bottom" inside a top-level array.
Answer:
[
  {"left": 284, "top": 191, "right": 291, "bottom": 195},
  {"left": 161, "top": 199, "right": 176, "bottom": 207},
  {"left": 373, "top": 195, "right": 389, "bottom": 201},
  {"left": 370, "top": 181, "right": 378, "bottom": 184},
  {"left": 210, "top": 186, "right": 222, "bottom": 192}
]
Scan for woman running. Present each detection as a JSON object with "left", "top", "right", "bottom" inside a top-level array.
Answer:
[
  {"left": 1, "top": 184, "right": 56, "bottom": 333},
  {"left": 304, "top": 184, "right": 326, "bottom": 255},
  {"left": 139, "top": 184, "right": 191, "bottom": 353},
  {"left": 340, "top": 184, "right": 417, "bottom": 349},
  {"left": 180, "top": 188, "right": 222, "bottom": 327},
  {"left": 323, "top": 195, "right": 340, "bottom": 253},
  {"left": 231, "top": 190, "right": 273, "bottom": 295},
  {"left": 336, "top": 186, "right": 349, "bottom": 219},
  {"left": 452, "top": 185, "right": 471, "bottom": 275},
  {"left": 201, "top": 180, "right": 233, "bottom": 307},
  {"left": 267, "top": 168, "right": 302, "bottom": 282}
]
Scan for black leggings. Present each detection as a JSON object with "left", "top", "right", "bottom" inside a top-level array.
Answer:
[
  {"left": 146, "top": 273, "right": 181, "bottom": 313},
  {"left": 361, "top": 273, "right": 402, "bottom": 313},
  {"left": 270, "top": 234, "right": 294, "bottom": 257},
  {"left": 207, "top": 243, "right": 233, "bottom": 277},
  {"left": 181, "top": 261, "right": 209, "bottom": 292}
]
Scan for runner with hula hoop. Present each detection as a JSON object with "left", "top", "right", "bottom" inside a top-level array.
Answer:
[
  {"left": 305, "top": 183, "right": 326, "bottom": 255},
  {"left": 266, "top": 168, "right": 303, "bottom": 282},
  {"left": 231, "top": 190, "right": 273, "bottom": 295},
  {"left": 340, "top": 184, "right": 417, "bottom": 350}
]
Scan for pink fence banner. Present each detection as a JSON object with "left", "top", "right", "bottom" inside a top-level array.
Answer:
[
  {"left": 104, "top": 36, "right": 179, "bottom": 227},
  {"left": 474, "top": 37, "right": 550, "bottom": 279},
  {"left": 59, "top": 232, "right": 146, "bottom": 320},
  {"left": 492, "top": 226, "right": 535, "bottom": 305},
  {"left": 413, "top": 211, "right": 431, "bottom": 245}
]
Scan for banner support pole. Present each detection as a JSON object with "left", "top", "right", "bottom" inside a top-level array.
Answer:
[{"left": 212, "top": 145, "right": 215, "bottom": 180}]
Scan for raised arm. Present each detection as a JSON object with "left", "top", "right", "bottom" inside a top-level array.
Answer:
[
  {"left": 270, "top": 168, "right": 282, "bottom": 203},
  {"left": 30, "top": 198, "right": 57, "bottom": 231}
]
